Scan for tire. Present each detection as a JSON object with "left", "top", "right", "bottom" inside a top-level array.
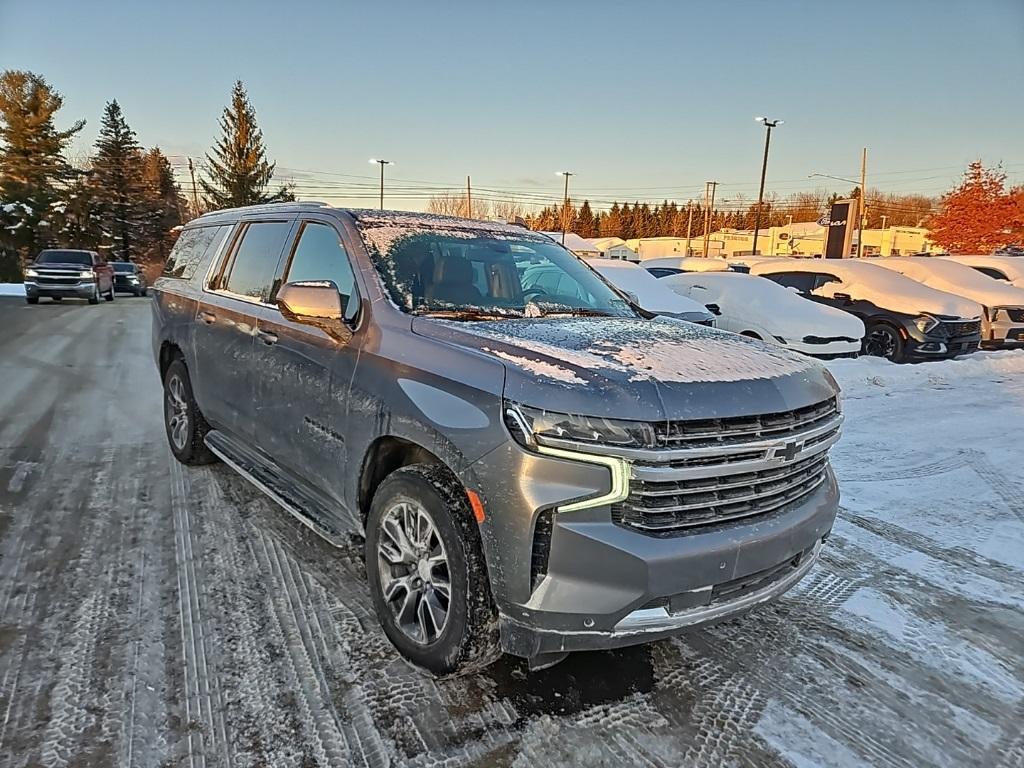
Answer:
[
  {"left": 862, "top": 322, "right": 905, "bottom": 362},
  {"left": 365, "top": 464, "right": 501, "bottom": 676},
  {"left": 141, "top": 288, "right": 148, "bottom": 297},
  {"left": 88, "top": 284, "right": 100, "bottom": 304},
  {"left": 26, "top": 296, "right": 38, "bottom": 305},
  {"left": 163, "top": 358, "right": 217, "bottom": 465},
  {"left": 105, "top": 282, "right": 115, "bottom": 301}
]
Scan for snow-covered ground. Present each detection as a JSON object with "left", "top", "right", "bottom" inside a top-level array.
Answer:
[
  {"left": 0, "top": 282, "right": 24, "bottom": 296},
  {"left": 0, "top": 297, "right": 1021, "bottom": 767}
]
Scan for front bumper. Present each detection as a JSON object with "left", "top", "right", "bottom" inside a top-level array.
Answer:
[
  {"left": 24, "top": 280, "right": 96, "bottom": 299},
  {"left": 494, "top": 473, "right": 836, "bottom": 658},
  {"left": 114, "top": 278, "right": 144, "bottom": 292},
  {"left": 786, "top": 339, "right": 861, "bottom": 359},
  {"left": 904, "top": 328, "right": 981, "bottom": 359},
  {"left": 983, "top": 315, "right": 1024, "bottom": 347}
]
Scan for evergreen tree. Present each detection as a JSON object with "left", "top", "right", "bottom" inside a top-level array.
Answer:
[
  {"left": 200, "top": 81, "right": 288, "bottom": 208},
  {"left": 91, "top": 99, "right": 145, "bottom": 260},
  {"left": 575, "top": 200, "right": 596, "bottom": 237},
  {"left": 619, "top": 203, "right": 635, "bottom": 240},
  {"left": 599, "top": 202, "right": 621, "bottom": 238},
  {"left": 139, "top": 147, "right": 185, "bottom": 265},
  {"left": 0, "top": 70, "right": 84, "bottom": 262}
]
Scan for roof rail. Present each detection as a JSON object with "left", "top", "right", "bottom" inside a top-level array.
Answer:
[{"left": 195, "top": 200, "right": 330, "bottom": 218}]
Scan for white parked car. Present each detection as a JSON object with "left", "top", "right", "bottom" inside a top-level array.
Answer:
[
  {"left": 662, "top": 271, "right": 865, "bottom": 358},
  {"left": 941, "top": 254, "right": 1024, "bottom": 288},
  {"left": 585, "top": 258, "right": 716, "bottom": 324},
  {"left": 642, "top": 257, "right": 734, "bottom": 278},
  {"left": 750, "top": 259, "right": 983, "bottom": 363},
  {"left": 868, "top": 257, "right": 1024, "bottom": 348}
]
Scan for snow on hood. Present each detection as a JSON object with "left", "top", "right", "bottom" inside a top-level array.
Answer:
[
  {"left": 750, "top": 259, "right": 982, "bottom": 318},
  {"left": 414, "top": 315, "right": 834, "bottom": 422},
  {"left": 584, "top": 259, "right": 711, "bottom": 316},
  {"left": 869, "top": 257, "right": 1024, "bottom": 308},
  {"left": 665, "top": 272, "right": 865, "bottom": 340}
]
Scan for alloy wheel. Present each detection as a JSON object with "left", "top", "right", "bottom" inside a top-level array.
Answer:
[
  {"left": 166, "top": 374, "right": 190, "bottom": 451},
  {"left": 376, "top": 500, "right": 451, "bottom": 645},
  {"left": 865, "top": 327, "right": 898, "bottom": 360}
]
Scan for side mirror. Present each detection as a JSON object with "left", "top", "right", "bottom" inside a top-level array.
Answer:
[
  {"left": 277, "top": 281, "right": 352, "bottom": 343},
  {"left": 832, "top": 292, "right": 853, "bottom": 303}
]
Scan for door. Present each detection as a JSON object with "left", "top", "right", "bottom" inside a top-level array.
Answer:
[
  {"left": 191, "top": 219, "right": 294, "bottom": 440},
  {"left": 250, "top": 218, "right": 363, "bottom": 522}
]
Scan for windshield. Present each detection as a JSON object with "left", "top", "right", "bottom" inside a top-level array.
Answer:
[
  {"left": 365, "top": 230, "right": 636, "bottom": 319},
  {"left": 111, "top": 262, "right": 135, "bottom": 273},
  {"left": 36, "top": 250, "right": 91, "bottom": 266}
]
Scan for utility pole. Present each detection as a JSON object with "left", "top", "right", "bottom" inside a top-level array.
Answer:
[
  {"left": 684, "top": 201, "right": 694, "bottom": 256},
  {"left": 187, "top": 158, "right": 200, "bottom": 216},
  {"left": 752, "top": 117, "right": 783, "bottom": 258},
  {"left": 466, "top": 175, "right": 472, "bottom": 219},
  {"left": 370, "top": 159, "right": 393, "bottom": 210},
  {"left": 702, "top": 181, "right": 718, "bottom": 257},
  {"left": 857, "top": 147, "right": 867, "bottom": 257},
  {"left": 880, "top": 214, "right": 888, "bottom": 230},
  {"left": 557, "top": 171, "right": 574, "bottom": 245}
]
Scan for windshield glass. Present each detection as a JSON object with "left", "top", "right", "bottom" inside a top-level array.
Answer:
[
  {"left": 111, "top": 262, "right": 135, "bottom": 273},
  {"left": 36, "top": 250, "right": 91, "bottom": 266},
  {"left": 363, "top": 229, "right": 635, "bottom": 319}
]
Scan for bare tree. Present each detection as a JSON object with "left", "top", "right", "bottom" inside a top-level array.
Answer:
[{"left": 426, "top": 191, "right": 490, "bottom": 219}]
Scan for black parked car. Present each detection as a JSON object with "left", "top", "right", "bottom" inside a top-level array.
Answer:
[{"left": 111, "top": 261, "right": 148, "bottom": 296}]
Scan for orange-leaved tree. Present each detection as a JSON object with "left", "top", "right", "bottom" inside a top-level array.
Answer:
[{"left": 927, "top": 162, "right": 1024, "bottom": 252}]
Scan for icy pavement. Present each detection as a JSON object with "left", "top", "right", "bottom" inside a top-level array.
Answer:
[{"left": 0, "top": 296, "right": 1021, "bottom": 767}]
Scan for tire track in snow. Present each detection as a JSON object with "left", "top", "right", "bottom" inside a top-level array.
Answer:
[{"left": 170, "top": 453, "right": 230, "bottom": 768}]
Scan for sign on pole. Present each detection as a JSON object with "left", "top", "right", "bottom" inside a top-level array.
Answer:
[{"left": 823, "top": 199, "right": 858, "bottom": 259}]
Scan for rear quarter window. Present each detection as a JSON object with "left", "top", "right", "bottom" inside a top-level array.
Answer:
[{"left": 162, "top": 225, "right": 234, "bottom": 280}]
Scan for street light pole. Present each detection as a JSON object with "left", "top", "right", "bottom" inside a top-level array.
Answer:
[
  {"left": 370, "top": 159, "right": 393, "bottom": 210},
  {"left": 556, "top": 171, "right": 574, "bottom": 245},
  {"left": 752, "top": 117, "right": 782, "bottom": 258}
]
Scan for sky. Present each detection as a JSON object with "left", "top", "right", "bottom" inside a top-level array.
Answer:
[{"left": 1, "top": 0, "right": 1022, "bottom": 212}]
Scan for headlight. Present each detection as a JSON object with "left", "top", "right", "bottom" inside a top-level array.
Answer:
[
  {"left": 504, "top": 403, "right": 655, "bottom": 449},
  {"left": 25, "top": 268, "right": 38, "bottom": 278},
  {"left": 914, "top": 314, "right": 939, "bottom": 334},
  {"left": 79, "top": 270, "right": 94, "bottom": 280}
]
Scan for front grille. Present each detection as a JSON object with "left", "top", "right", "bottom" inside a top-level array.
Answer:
[
  {"left": 655, "top": 397, "right": 838, "bottom": 449},
  {"left": 615, "top": 398, "right": 840, "bottom": 535},
  {"left": 802, "top": 335, "right": 856, "bottom": 344},
  {"left": 613, "top": 452, "right": 830, "bottom": 532},
  {"left": 941, "top": 319, "right": 980, "bottom": 338},
  {"left": 37, "top": 275, "right": 80, "bottom": 285}
]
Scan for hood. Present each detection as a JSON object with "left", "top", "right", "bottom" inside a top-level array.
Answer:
[
  {"left": 31, "top": 261, "right": 92, "bottom": 270},
  {"left": 872, "top": 258, "right": 1024, "bottom": 309},
  {"left": 413, "top": 315, "right": 837, "bottom": 422}
]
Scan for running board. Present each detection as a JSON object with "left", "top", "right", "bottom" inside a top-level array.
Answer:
[{"left": 204, "top": 430, "right": 348, "bottom": 548}]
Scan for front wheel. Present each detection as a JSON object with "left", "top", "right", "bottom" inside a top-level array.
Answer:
[
  {"left": 365, "top": 464, "right": 501, "bottom": 676},
  {"left": 105, "top": 283, "right": 115, "bottom": 301},
  {"left": 863, "top": 322, "right": 905, "bottom": 362},
  {"left": 88, "top": 284, "right": 100, "bottom": 304},
  {"left": 163, "top": 358, "right": 217, "bottom": 465}
]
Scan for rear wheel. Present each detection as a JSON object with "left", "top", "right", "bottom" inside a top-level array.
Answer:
[
  {"left": 163, "top": 358, "right": 217, "bottom": 465},
  {"left": 365, "top": 464, "right": 500, "bottom": 676},
  {"left": 863, "top": 322, "right": 904, "bottom": 362}
]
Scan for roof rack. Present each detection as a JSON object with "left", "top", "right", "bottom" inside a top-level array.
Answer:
[{"left": 195, "top": 201, "right": 330, "bottom": 218}]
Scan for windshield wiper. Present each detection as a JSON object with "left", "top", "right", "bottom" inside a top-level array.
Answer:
[{"left": 529, "top": 306, "right": 619, "bottom": 318}]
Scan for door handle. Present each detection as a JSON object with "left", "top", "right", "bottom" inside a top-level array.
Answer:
[
  {"left": 198, "top": 310, "right": 216, "bottom": 325},
  {"left": 257, "top": 330, "right": 279, "bottom": 346}
]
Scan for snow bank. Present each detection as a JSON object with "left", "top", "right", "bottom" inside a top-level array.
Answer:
[
  {"left": 0, "top": 283, "right": 25, "bottom": 296},
  {"left": 825, "top": 350, "right": 1024, "bottom": 399}
]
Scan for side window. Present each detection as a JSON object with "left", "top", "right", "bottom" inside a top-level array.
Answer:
[
  {"left": 164, "top": 225, "right": 232, "bottom": 280},
  {"left": 812, "top": 273, "right": 840, "bottom": 290},
  {"left": 976, "top": 266, "right": 1007, "bottom": 281},
  {"left": 763, "top": 271, "right": 814, "bottom": 293},
  {"left": 221, "top": 221, "right": 292, "bottom": 302},
  {"left": 283, "top": 222, "right": 359, "bottom": 319}
]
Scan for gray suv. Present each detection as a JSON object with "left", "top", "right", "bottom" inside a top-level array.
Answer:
[{"left": 153, "top": 203, "right": 842, "bottom": 674}]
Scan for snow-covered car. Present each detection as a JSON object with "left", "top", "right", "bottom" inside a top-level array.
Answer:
[
  {"left": 868, "top": 257, "right": 1024, "bottom": 348},
  {"left": 584, "top": 258, "right": 716, "bottom": 325},
  {"left": 662, "top": 271, "right": 864, "bottom": 359},
  {"left": 750, "top": 259, "right": 983, "bottom": 363},
  {"left": 941, "top": 254, "right": 1024, "bottom": 288},
  {"left": 642, "top": 257, "right": 733, "bottom": 278}
]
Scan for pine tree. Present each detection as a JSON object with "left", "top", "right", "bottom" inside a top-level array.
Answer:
[
  {"left": 0, "top": 70, "right": 84, "bottom": 262},
  {"left": 619, "top": 203, "right": 635, "bottom": 240},
  {"left": 575, "top": 200, "right": 596, "bottom": 237},
  {"left": 200, "top": 81, "right": 288, "bottom": 208},
  {"left": 599, "top": 203, "right": 621, "bottom": 238},
  {"left": 139, "top": 147, "right": 185, "bottom": 266},
  {"left": 91, "top": 99, "right": 146, "bottom": 261}
]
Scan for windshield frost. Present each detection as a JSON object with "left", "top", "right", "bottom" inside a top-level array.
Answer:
[{"left": 360, "top": 225, "right": 634, "bottom": 320}]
